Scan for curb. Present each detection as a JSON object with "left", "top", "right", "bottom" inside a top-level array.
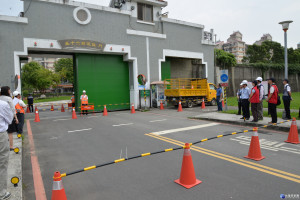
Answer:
[
  {"left": 7, "top": 134, "right": 22, "bottom": 199},
  {"left": 192, "top": 117, "right": 292, "bottom": 132}
]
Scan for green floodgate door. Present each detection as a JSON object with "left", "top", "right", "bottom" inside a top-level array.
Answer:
[{"left": 74, "top": 54, "right": 130, "bottom": 111}]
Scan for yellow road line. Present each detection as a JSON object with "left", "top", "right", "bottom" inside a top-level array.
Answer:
[{"left": 145, "top": 133, "right": 300, "bottom": 183}]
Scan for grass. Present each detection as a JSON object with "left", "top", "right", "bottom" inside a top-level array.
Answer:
[
  {"left": 23, "top": 96, "right": 71, "bottom": 104},
  {"left": 222, "top": 109, "right": 300, "bottom": 120},
  {"left": 226, "top": 92, "right": 300, "bottom": 110}
]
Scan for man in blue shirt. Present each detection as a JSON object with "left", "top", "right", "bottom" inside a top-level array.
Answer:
[
  {"left": 240, "top": 80, "right": 251, "bottom": 120},
  {"left": 216, "top": 84, "right": 223, "bottom": 111}
]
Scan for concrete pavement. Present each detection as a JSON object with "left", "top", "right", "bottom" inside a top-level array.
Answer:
[{"left": 22, "top": 107, "right": 300, "bottom": 200}]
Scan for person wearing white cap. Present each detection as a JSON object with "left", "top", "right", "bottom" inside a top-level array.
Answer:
[
  {"left": 256, "top": 77, "right": 264, "bottom": 120},
  {"left": 240, "top": 80, "right": 251, "bottom": 120},
  {"left": 236, "top": 83, "right": 243, "bottom": 115},
  {"left": 80, "top": 90, "right": 88, "bottom": 115}
]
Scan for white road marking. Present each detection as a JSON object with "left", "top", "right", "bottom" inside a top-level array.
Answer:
[
  {"left": 50, "top": 136, "right": 58, "bottom": 140},
  {"left": 113, "top": 123, "right": 133, "bottom": 127},
  {"left": 152, "top": 123, "right": 219, "bottom": 135},
  {"left": 88, "top": 116, "right": 99, "bottom": 118},
  {"left": 68, "top": 128, "right": 92, "bottom": 133},
  {"left": 230, "top": 136, "right": 300, "bottom": 155},
  {"left": 53, "top": 118, "right": 72, "bottom": 122},
  {"left": 149, "top": 119, "right": 167, "bottom": 123}
]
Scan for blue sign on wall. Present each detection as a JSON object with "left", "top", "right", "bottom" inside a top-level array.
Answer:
[{"left": 220, "top": 74, "right": 228, "bottom": 82}]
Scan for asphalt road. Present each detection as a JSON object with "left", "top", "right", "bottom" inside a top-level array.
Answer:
[{"left": 23, "top": 107, "right": 300, "bottom": 200}]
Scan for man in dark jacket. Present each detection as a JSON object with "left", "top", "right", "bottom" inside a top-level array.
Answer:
[{"left": 27, "top": 94, "right": 34, "bottom": 113}]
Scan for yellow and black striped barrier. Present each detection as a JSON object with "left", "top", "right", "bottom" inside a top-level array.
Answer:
[{"left": 57, "top": 119, "right": 291, "bottom": 178}]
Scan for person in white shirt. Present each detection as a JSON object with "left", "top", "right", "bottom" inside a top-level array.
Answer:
[
  {"left": 0, "top": 100, "right": 14, "bottom": 199},
  {"left": 282, "top": 79, "right": 292, "bottom": 120},
  {"left": 7, "top": 91, "right": 26, "bottom": 150}
]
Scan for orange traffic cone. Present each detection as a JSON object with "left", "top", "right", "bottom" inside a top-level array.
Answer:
[
  {"left": 35, "top": 106, "right": 38, "bottom": 112},
  {"left": 61, "top": 104, "right": 65, "bottom": 112},
  {"left": 222, "top": 99, "right": 225, "bottom": 108},
  {"left": 103, "top": 105, "right": 108, "bottom": 116},
  {"left": 51, "top": 171, "right": 67, "bottom": 200},
  {"left": 182, "top": 85, "right": 185, "bottom": 89},
  {"left": 244, "top": 127, "right": 265, "bottom": 161},
  {"left": 285, "top": 118, "right": 300, "bottom": 144},
  {"left": 178, "top": 101, "right": 183, "bottom": 112},
  {"left": 34, "top": 110, "right": 40, "bottom": 122},
  {"left": 26, "top": 105, "right": 30, "bottom": 113},
  {"left": 72, "top": 107, "right": 77, "bottom": 119},
  {"left": 51, "top": 105, "right": 54, "bottom": 111},
  {"left": 191, "top": 85, "right": 194, "bottom": 89},
  {"left": 201, "top": 98, "right": 205, "bottom": 109},
  {"left": 174, "top": 143, "right": 201, "bottom": 189},
  {"left": 160, "top": 101, "right": 164, "bottom": 110},
  {"left": 131, "top": 104, "right": 136, "bottom": 114}
]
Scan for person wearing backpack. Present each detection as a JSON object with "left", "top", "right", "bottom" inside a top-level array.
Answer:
[
  {"left": 282, "top": 79, "right": 292, "bottom": 120},
  {"left": 256, "top": 77, "right": 264, "bottom": 120},
  {"left": 266, "top": 78, "right": 278, "bottom": 124}
]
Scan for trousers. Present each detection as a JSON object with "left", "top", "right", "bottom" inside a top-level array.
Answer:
[
  {"left": 251, "top": 103, "right": 259, "bottom": 122},
  {"left": 241, "top": 99, "right": 250, "bottom": 118},
  {"left": 0, "top": 132, "right": 9, "bottom": 197},
  {"left": 283, "top": 96, "right": 291, "bottom": 119},
  {"left": 268, "top": 103, "right": 277, "bottom": 123},
  {"left": 257, "top": 101, "right": 263, "bottom": 120}
]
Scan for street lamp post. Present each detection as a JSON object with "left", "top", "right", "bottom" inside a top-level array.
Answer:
[{"left": 279, "top": 20, "right": 293, "bottom": 79}]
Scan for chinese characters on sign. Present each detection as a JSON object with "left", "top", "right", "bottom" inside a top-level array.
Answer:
[{"left": 58, "top": 39, "right": 106, "bottom": 51}]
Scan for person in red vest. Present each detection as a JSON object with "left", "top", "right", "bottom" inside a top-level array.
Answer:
[
  {"left": 266, "top": 78, "right": 278, "bottom": 124},
  {"left": 80, "top": 90, "right": 88, "bottom": 115},
  {"left": 249, "top": 80, "right": 260, "bottom": 122},
  {"left": 71, "top": 92, "right": 75, "bottom": 108}
]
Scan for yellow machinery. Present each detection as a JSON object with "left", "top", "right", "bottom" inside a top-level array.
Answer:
[{"left": 164, "top": 78, "right": 217, "bottom": 107}]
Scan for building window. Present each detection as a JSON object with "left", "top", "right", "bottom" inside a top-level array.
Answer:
[{"left": 137, "top": 3, "right": 153, "bottom": 22}]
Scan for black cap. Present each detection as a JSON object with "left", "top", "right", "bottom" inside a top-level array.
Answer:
[
  {"left": 252, "top": 80, "right": 258, "bottom": 85},
  {"left": 283, "top": 79, "right": 289, "bottom": 83},
  {"left": 267, "top": 77, "right": 275, "bottom": 82}
]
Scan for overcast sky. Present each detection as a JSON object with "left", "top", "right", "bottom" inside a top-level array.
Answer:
[{"left": 1, "top": 0, "right": 299, "bottom": 48}]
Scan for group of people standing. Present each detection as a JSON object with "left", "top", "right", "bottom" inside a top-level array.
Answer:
[
  {"left": 0, "top": 86, "right": 26, "bottom": 199},
  {"left": 237, "top": 77, "right": 292, "bottom": 124}
]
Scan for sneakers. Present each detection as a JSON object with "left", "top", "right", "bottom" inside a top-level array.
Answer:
[{"left": 0, "top": 192, "right": 11, "bottom": 200}]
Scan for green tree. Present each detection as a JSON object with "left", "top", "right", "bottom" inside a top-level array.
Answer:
[
  {"left": 21, "top": 61, "right": 59, "bottom": 93},
  {"left": 242, "top": 44, "right": 269, "bottom": 63},
  {"left": 215, "top": 49, "right": 237, "bottom": 68},
  {"left": 54, "top": 58, "right": 74, "bottom": 83}
]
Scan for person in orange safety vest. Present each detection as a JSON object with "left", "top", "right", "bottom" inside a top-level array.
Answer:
[
  {"left": 71, "top": 92, "right": 75, "bottom": 108},
  {"left": 80, "top": 90, "right": 88, "bottom": 115}
]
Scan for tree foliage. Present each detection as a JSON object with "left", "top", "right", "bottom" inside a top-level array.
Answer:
[
  {"left": 54, "top": 58, "right": 74, "bottom": 84},
  {"left": 243, "top": 40, "right": 300, "bottom": 64},
  {"left": 21, "top": 61, "right": 59, "bottom": 93},
  {"left": 215, "top": 49, "right": 237, "bottom": 68}
]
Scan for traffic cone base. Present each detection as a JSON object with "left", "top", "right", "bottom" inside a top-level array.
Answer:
[
  {"left": 244, "top": 136, "right": 265, "bottom": 161},
  {"left": 285, "top": 118, "right": 300, "bottom": 144},
  {"left": 174, "top": 178, "right": 201, "bottom": 189},
  {"left": 175, "top": 143, "right": 201, "bottom": 189}
]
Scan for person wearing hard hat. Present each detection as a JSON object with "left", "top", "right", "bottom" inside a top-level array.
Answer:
[
  {"left": 7, "top": 91, "right": 26, "bottom": 150},
  {"left": 240, "top": 80, "right": 250, "bottom": 120},
  {"left": 80, "top": 90, "right": 88, "bottom": 115},
  {"left": 256, "top": 77, "right": 264, "bottom": 120},
  {"left": 71, "top": 92, "right": 75, "bottom": 108}
]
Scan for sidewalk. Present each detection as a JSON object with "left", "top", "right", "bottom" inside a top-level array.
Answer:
[
  {"left": 193, "top": 112, "right": 300, "bottom": 132},
  {"left": 7, "top": 134, "right": 22, "bottom": 199},
  {"left": 227, "top": 105, "right": 299, "bottom": 113}
]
